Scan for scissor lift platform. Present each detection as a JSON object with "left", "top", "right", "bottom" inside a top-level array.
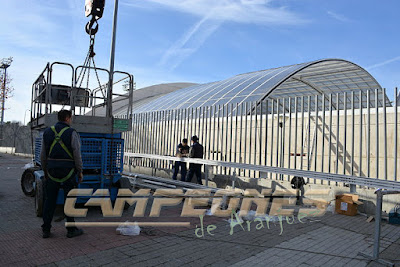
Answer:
[{"left": 21, "top": 62, "right": 134, "bottom": 216}]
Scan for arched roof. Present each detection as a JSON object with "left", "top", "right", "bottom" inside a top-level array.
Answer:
[{"left": 134, "top": 59, "right": 385, "bottom": 113}]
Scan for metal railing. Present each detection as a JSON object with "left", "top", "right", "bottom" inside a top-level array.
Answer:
[{"left": 30, "top": 62, "right": 134, "bottom": 123}]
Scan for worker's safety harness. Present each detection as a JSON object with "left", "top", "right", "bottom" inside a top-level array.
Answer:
[{"left": 47, "top": 126, "right": 75, "bottom": 183}]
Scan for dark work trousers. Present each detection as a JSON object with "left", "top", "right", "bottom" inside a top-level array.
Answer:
[
  {"left": 42, "top": 177, "right": 77, "bottom": 232},
  {"left": 296, "top": 185, "right": 305, "bottom": 205},
  {"left": 172, "top": 161, "right": 187, "bottom": 181},
  {"left": 186, "top": 164, "right": 202, "bottom": 185}
]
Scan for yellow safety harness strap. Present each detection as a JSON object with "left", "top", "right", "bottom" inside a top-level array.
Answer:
[
  {"left": 49, "top": 126, "right": 73, "bottom": 159},
  {"left": 48, "top": 168, "right": 75, "bottom": 183},
  {"left": 48, "top": 126, "right": 75, "bottom": 183}
]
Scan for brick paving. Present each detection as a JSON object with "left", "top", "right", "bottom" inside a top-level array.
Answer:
[{"left": 1, "top": 153, "right": 400, "bottom": 266}]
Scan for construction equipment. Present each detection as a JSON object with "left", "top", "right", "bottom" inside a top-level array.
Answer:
[{"left": 20, "top": 1, "right": 134, "bottom": 216}]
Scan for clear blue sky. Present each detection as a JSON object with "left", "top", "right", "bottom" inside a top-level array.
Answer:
[{"left": 1, "top": 0, "right": 399, "bottom": 122}]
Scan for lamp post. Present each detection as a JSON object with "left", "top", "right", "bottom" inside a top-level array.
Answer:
[
  {"left": 0, "top": 57, "right": 13, "bottom": 145},
  {"left": 23, "top": 109, "right": 31, "bottom": 126}
]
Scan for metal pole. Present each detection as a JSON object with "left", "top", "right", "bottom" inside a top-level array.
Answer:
[
  {"left": 376, "top": 89, "right": 379, "bottom": 179},
  {"left": 133, "top": 114, "right": 138, "bottom": 152},
  {"left": 208, "top": 106, "right": 213, "bottom": 160},
  {"left": 157, "top": 111, "right": 162, "bottom": 167},
  {"left": 350, "top": 92, "right": 356, "bottom": 192},
  {"left": 190, "top": 107, "right": 194, "bottom": 142},
  {"left": 250, "top": 101, "right": 254, "bottom": 177},
  {"left": 183, "top": 108, "right": 187, "bottom": 139},
  {"left": 373, "top": 190, "right": 383, "bottom": 259},
  {"left": 203, "top": 106, "right": 207, "bottom": 158},
  {"left": 395, "top": 88, "right": 398, "bottom": 181},
  {"left": 294, "top": 97, "right": 298, "bottom": 169},
  {"left": 270, "top": 100, "right": 275, "bottom": 176},
  {"left": 258, "top": 101, "right": 262, "bottom": 169},
  {"left": 276, "top": 99, "right": 281, "bottom": 178},
  {"left": 177, "top": 109, "right": 181, "bottom": 151},
  {"left": 169, "top": 110, "right": 174, "bottom": 155},
  {"left": 235, "top": 103, "right": 239, "bottom": 174},
  {"left": 194, "top": 107, "right": 198, "bottom": 138},
  {"left": 383, "top": 88, "right": 387, "bottom": 180},
  {"left": 343, "top": 92, "right": 347, "bottom": 175},
  {"left": 172, "top": 109, "right": 177, "bottom": 155},
  {"left": 146, "top": 112, "right": 151, "bottom": 166},
  {"left": 335, "top": 93, "right": 340, "bottom": 176},
  {"left": 307, "top": 96, "right": 311, "bottom": 171},
  {"left": 173, "top": 109, "right": 178, "bottom": 155},
  {"left": 367, "top": 90, "right": 371, "bottom": 177},
  {"left": 202, "top": 107, "right": 207, "bottom": 158},
  {"left": 106, "top": 0, "right": 119, "bottom": 118},
  {"left": 151, "top": 112, "right": 155, "bottom": 156},
  {"left": 212, "top": 105, "right": 216, "bottom": 161},
  {"left": 359, "top": 90, "right": 363, "bottom": 176},
  {"left": 288, "top": 97, "right": 292, "bottom": 172},
  {"left": 264, "top": 99, "right": 269, "bottom": 167},
  {"left": 137, "top": 113, "right": 142, "bottom": 153},
  {"left": 217, "top": 105, "right": 221, "bottom": 173},
  {"left": 230, "top": 103, "right": 234, "bottom": 175},
  {"left": 301, "top": 96, "right": 305, "bottom": 171},
  {"left": 244, "top": 102, "right": 249, "bottom": 176},
  {"left": 225, "top": 104, "right": 229, "bottom": 174},
  {"left": 221, "top": 105, "right": 225, "bottom": 173},
  {"left": 321, "top": 95, "right": 326, "bottom": 174},
  {"left": 239, "top": 103, "right": 244, "bottom": 175},
  {"left": 255, "top": 101, "right": 259, "bottom": 177},
  {"left": 162, "top": 110, "right": 166, "bottom": 166},
  {"left": 328, "top": 94, "right": 333, "bottom": 175},
  {"left": 281, "top": 98, "right": 286, "bottom": 180},
  {"left": 315, "top": 95, "right": 319, "bottom": 173}
]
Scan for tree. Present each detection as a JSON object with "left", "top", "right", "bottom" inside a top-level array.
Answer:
[{"left": 0, "top": 70, "right": 14, "bottom": 111}]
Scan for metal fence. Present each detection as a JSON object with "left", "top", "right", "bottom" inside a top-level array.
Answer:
[{"left": 122, "top": 88, "right": 399, "bottom": 184}]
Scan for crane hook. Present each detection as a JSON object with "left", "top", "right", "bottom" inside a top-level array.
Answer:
[{"left": 86, "top": 18, "right": 99, "bottom": 35}]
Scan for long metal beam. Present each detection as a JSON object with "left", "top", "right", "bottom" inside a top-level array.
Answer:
[{"left": 125, "top": 153, "right": 400, "bottom": 191}]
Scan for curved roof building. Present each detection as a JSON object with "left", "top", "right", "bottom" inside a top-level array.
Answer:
[{"left": 133, "top": 59, "right": 387, "bottom": 114}]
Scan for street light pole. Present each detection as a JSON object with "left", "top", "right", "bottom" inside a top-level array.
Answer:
[
  {"left": 23, "top": 109, "right": 31, "bottom": 126},
  {"left": 106, "top": 0, "right": 119, "bottom": 118},
  {"left": 0, "top": 57, "right": 12, "bottom": 145}
]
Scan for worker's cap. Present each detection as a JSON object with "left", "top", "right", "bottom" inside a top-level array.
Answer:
[{"left": 191, "top": 135, "right": 199, "bottom": 141}]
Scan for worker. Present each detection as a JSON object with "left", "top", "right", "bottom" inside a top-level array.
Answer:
[
  {"left": 40, "top": 110, "right": 84, "bottom": 238},
  {"left": 186, "top": 135, "right": 204, "bottom": 185},
  {"left": 172, "top": 138, "right": 189, "bottom": 181},
  {"left": 291, "top": 176, "right": 307, "bottom": 205}
]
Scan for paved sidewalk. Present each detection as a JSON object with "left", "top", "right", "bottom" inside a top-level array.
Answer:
[{"left": 0, "top": 153, "right": 399, "bottom": 266}]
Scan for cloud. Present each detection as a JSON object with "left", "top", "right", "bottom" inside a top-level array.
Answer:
[
  {"left": 0, "top": 1, "right": 63, "bottom": 49},
  {"left": 367, "top": 56, "right": 400, "bottom": 70},
  {"left": 327, "top": 11, "right": 350, "bottom": 22},
  {"left": 124, "top": 0, "right": 307, "bottom": 70},
  {"left": 158, "top": 14, "right": 222, "bottom": 71},
  {"left": 124, "top": 0, "right": 306, "bottom": 25}
]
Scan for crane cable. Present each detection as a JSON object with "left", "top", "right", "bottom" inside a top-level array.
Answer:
[{"left": 76, "top": 17, "right": 105, "bottom": 99}]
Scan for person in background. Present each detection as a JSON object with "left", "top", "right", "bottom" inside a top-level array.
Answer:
[
  {"left": 40, "top": 110, "right": 84, "bottom": 239},
  {"left": 172, "top": 138, "right": 189, "bottom": 181},
  {"left": 186, "top": 135, "right": 204, "bottom": 185}
]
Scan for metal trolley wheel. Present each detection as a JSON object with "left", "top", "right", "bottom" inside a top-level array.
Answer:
[
  {"left": 35, "top": 179, "right": 44, "bottom": 217},
  {"left": 21, "top": 168, "right": 38, "bottom": 197}
]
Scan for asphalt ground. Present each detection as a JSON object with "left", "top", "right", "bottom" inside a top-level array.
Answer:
[{"left": 0, "top": 153, "right": 399, "bottom": 267}]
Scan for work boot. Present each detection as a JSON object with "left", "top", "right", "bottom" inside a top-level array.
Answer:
[
  {"left": 42, "top": 230, "right": 51, "bottom": 239},
  {"left": 67, "top": 228, "right": 84, "bottom": 238}
]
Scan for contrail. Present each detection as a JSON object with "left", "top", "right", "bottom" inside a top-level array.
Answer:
[{"left": 367, "top": 56, "right": 400, "bottom": 70}]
